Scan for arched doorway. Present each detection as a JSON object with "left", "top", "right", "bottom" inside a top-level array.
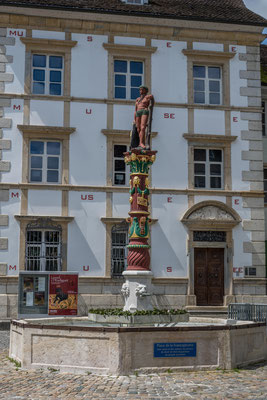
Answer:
[{"left": 181, "top": 201, "right": 241, "bottom": 306}]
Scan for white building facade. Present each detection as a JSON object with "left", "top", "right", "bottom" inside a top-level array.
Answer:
[{"left": 0, "top": 0, "right": 266, "bottom": 317}]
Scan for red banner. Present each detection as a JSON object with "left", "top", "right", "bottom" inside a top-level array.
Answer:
[{"left": 48, "top": 274, "right": 78, "bottom": 315}]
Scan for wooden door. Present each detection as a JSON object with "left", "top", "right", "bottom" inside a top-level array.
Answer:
[{"left": 194, "top": 248, "right": 224, "bottom": 306}]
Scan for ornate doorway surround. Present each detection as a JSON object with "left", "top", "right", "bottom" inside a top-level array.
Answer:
[{"left": 181, "top": 201, "right": 241, "bottom": 306}]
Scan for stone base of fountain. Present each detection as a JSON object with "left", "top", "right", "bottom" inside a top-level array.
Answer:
[
  {"left": 122, "top": 270, "right": 154, "bottom": 312},
  {"left": 9, "top": 318, "right": 267, "bottom": 375}
]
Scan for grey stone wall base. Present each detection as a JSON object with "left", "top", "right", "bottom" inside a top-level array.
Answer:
[
  {"left": 235, "top": 295, "right": 267, "bottom": 304},
  {"left": 0, "top": 263, "right": 7, "bottom": 275},
  {"left": 0, "top": 294, "right": 17, "bottom": 318}
]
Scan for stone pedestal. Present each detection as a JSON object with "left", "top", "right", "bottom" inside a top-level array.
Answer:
[{"left": 122, "top": 270, "right": 153, "bottom": 312}]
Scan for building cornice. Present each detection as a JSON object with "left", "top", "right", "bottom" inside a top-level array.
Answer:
[
  {"left": 0, "top": 183, "right": 263, "bottom": 198},
  {"left": 17, "top": 125, "right": 76, "bottom": 136},
  {"left": 0, "top": 5, "right": 265, "bottom": 31},
  {"left": 183, "top": 134, "right": 238, "bottom": 144},
  {"left": 15, "top": 215, "right": 74, "bottom": 223},
  {"left": 0, "top": 94, "right": 262, "bottom": 113}
]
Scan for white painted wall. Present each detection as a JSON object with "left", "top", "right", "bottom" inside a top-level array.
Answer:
[
  {"left": 114, "top": 36, "right": 145, "bottom": 46},
  {"left": 151, "top": 194, "right": 188, "bottom": 278},
  {"left": 194, "top": 109, "right": 225, "bottom": 134},
  {"left": 28, "top": 190, "right": 62, "bottom": 215},
  {"left": 71, "top": 33, "right": 108, "bottom": 98},
  {"left": 69, "top": 102, "right": 107, "bottom": 186},
  {"left": 30, "top": 100, "right": 64, "bottom": 126},
  {"left": 231, "top": 112, "right": 250, "bottom": 191},
  {"left": 6, "top": 29, "right": 26, "bottom": 94},
  {"left": 2, "top": 99, "right": 23, "bottom": 183},
  {"left": 113, "top": 193, "right": 130, "bottom": 218},
  {"left": 232, "top": 196, "right": 251, "bottom": 220},
  {"left": 194, "top": 196, "right": 226, "bottom": 204},
  {"left": 229, "top": 45, "right": 248, "bottom": 107},
  {"left": 151, "top": 40, "right": 187, "bottom": 104},
  {"left": 0, "top": 190, "right": 21, "bottom": 275},
  {"left": 32, "top": 30, "right": 65, "bottom": 39},
  {"left": 113, "top": 105, "right": 133, "bottom": 130},
  {"left": 152, "top": 108, "right": 188, "bottom": 189},
  {"left": 233, "top": 225, "right": 252, "bottom": 268},
  {"left": 68, "top": 191, "right": 106, "bottom": 276},
  {"left": 193, "top": 42, "right": 224, "bottom": 51}
]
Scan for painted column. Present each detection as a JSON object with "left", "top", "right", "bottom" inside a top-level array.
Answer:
[{"left": 122, "top": 149, "right": 157, "bottom": 312}]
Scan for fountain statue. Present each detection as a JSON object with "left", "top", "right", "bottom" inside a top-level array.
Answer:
[{"left": 122, "top": 85, "right": 157, "bottom": 312}]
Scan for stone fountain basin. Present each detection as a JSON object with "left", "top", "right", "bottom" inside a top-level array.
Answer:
[
  {"left": 88, "top": 312, "right": 189, "bottom": 324},
  {"left": 9, "top": 318, "right": 267, "bottom": 375}
]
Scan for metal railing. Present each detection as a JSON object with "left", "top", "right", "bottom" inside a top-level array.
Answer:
[{"left": 228, "top": 303, "right": 267, "bottom": 322}]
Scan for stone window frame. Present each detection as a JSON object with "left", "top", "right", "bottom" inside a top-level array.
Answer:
[
  {"left": 183, "top": 133, "right": 237, "bottom": 191},
  {"left": 103, "top": 43, "right": 157, "bottom": 101},
  {"left": 182, "top": 49, "right": 235, "bottom": 106},
  {"left": 18, "top": 125, "right": 76, "bottom": 185},
  {"left": 21, "top": 38, "right": 77, "bottom": 97},
  {"left": 25, "top": 223, "right": 62, "bottom": 271},
  {"left": 15, "top": 215, "right": 74, "bottom": 272}
]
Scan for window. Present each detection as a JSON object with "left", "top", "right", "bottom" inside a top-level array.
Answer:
[
  {"left": 21, "top": 37, "right": 77, "bottom": 97},
  {"left": 263, "top": 101, "right": 266, "bottom": 136},
  {"left": 29, "top": 140, "right": 61, "bottom": 183},
  {"left": 194, "top": 148, "right": 223, "bottom": 189},
  {"left": 245, "top": 267, "right": 256, "bottom": 276},
  {"left": 111, "top": 224, "right": 128, "bottom": 277},
  {"left": 193, "top": 66, "right": 222, "bottom": 105},
  {"left": 113, "top": 144, "right": 129, "bottom": 185},
  {"left": 32, "top": 54, "right": 63, "bottom": 95},
  {"left": 114, "top": 60, "right": 143, "bottom": 100},
  {"left": 122, "top": 0, "right": 148, "bottom": 4},
  {"left": 26, "top": 228, "right": 62, "bottom": 271},
  {"left": 103, "top": 43, "right": 156, "bottom": 102},
  {"left": 264, "top": 169, "right": 267, "bottom": 203}
]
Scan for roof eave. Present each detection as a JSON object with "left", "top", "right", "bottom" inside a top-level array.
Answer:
[{"left": 0, "top": 2, "right": 266, "bottom": 28}]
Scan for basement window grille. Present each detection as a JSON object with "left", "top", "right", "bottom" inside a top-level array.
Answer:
[
  {"left": 26, "top": 222, "right": 62, "bottom": 271},
  {"left": 111, "top": 224, "right": 128, "bottom": 277}
]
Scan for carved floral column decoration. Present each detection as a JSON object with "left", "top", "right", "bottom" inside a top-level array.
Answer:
[{"left": 124, "top": 149, "right": 157, "bottom": 271}]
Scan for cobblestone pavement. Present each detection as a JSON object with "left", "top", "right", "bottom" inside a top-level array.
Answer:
[{"left": 1, "top": 330, "right": 267, "bottom": 399}]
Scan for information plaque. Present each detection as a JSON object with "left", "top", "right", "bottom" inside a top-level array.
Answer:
[{"left": 154, "top": 342, "right": 197, "bottom": 358}]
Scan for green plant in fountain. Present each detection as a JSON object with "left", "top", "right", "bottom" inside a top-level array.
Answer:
[{"left": 88, "top": 308, "right": 187, "bottom": 317}]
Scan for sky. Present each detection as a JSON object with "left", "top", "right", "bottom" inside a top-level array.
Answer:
[{"left": 243, "top": 0, "right": 267, "bottom": 43}]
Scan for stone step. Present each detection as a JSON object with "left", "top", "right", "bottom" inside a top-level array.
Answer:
[{"left": 186, "top": 306, "right": 228, "bottom": 318}]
